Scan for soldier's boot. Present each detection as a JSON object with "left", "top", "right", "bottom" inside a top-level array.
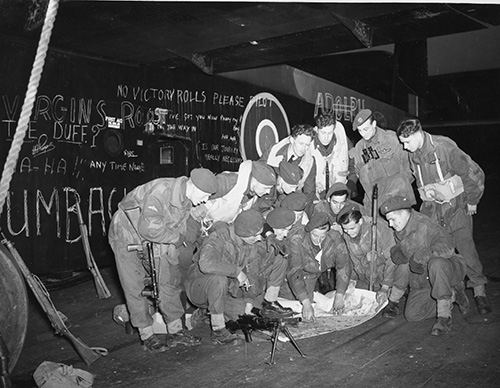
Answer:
[
  {"left": 431, "top": 317, "right": 452, "bottom": 336},
  {"left": 382, "top": 300, "right": 401, "bottom": 318},
  {"left": 190, "top": 308, "right": 210, "bottom": 328},
  {"left": 475, "top": 296, "right": 492, "bottom": 315},
  {"left": 261, "top": 300, "right": 294, "bottom": 318},
  {"left": 452, "top": 282, "right": 470, "bottom": 315},
  {"left": 142, "top": 333, "right": 169, "bottom": 353},
  {"left": 169, "top": 330, "right": 201, "bottom": 347},
  {"left": 431, "top": 299, "right": 452, "bottom": 336},
  {"left": 211, "top": 328, "right": 244, "bottom": 345}
]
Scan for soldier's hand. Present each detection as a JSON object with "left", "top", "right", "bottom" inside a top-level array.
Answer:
[
  {"left": 376, "top": 287, "right": 389, "bottom": 305},
  {"left": 301, "top": 299, "right": 315, "bottom": 322},
  {"left": 467, "top": 203, "right": 477, "bottom": 216},
  {"left": 331, "top": 222, "right": 343, "bottom": 234},
  {"left": 332, "top": 292, "right": 345, "bottom": 315},
  {"left": 266, "top": 234, "right": 287, "bottom": 256}
]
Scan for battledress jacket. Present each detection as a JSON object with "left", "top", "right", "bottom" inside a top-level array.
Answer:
[
  {"left": 350, "top": 127, "right": 415, "bottom": 210},
  {"left": 117, "top": 177, "right": 190, "bottom": 245},
  {"left": 343, "top": 216, "right": 396, "bottom": 290},
  {"left": 193, "top": 224, "right": 286, "bottom": 303},
  {"left": 286, "top": 229, "right": 351, "bottom": 303},
  {"left": 394, "top": 210, "right": 464, "bottom": 289},
  {"left": 409, "top": 131, "right": 485, "bottom": 223}
]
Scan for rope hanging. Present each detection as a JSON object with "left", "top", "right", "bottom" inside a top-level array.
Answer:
[{"left": 0, "top": 0, "right": 60, "bottom": 218}]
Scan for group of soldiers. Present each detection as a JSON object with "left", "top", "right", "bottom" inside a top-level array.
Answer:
[{"left": 108, "top": 108, "right": 490, "bottom": 352}]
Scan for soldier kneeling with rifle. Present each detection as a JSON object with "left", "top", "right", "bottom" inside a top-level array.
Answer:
[{"left": 185, "top": 209, "right": 291, "bottom": 345}]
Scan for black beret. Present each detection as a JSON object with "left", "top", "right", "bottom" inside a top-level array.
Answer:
[
  {"left": 190, "top": 168, "right": 218, "bottom": 193},
  {"left": 281, "top": 192, "right": 308, "bottom": 211},
  {"left": 353, "top": 109, "right": 372, "bottom": 131},
  {"left": 252, "top": 160, "right": 276, "bottom": 186},
  {"left": 278, "top": 161, "right": 303, "bottom": 185},
  {"left": 336, "top": 202, "right": 361, "bottom": 223},
  {"left": 266, "top": 207, "right": 295, "bottom": 229},
  {"left": 234, "top": 209, "right": 265, "bottom": 237},
  {"left": 380, "top": 195, "right": 413, "bottom": 216},
  {"left": 305, "top": 212, "right": 330, "bottom": 232}
]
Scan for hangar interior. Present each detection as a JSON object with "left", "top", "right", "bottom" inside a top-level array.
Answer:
[{"left": 1, "top": 1, "right": 499, "bottom": 387}]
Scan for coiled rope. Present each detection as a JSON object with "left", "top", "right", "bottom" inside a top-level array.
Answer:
[{"left": 0, "top": 0, "right": 59, "bottom": 217}]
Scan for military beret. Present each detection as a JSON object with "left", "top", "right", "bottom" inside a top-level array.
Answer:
[
  {"left": 352, "top": 109, "right": 372, "bottom": 131},
  {"left": 326, "top": 182, "right": 350, "bottom": 200},
  {"left": 278, "top": 161, "right": 303, "bottom": 185},
  {"left": 305, "top": 212, "right": 330, "bottom": 232},
  {"left": 252, "top": 160, "right": 276, "bottom": 186},
  {"left": 266, "top": 207, "right": 295, "bottom": 229},
  {"left": 379, "top": 195, "right": 413, "bottom": 216},
  {"left": 336, "top": 202, "right": 361, "bottom": 223},
  {"left": 280, "top": 192, "right": 308, "bottom": 211},
  {"left": 234, "top": 209, "right": 265, "bottom": 237},
  {"left": 190, "top": 168, "right": 218, "bottom": 193}
]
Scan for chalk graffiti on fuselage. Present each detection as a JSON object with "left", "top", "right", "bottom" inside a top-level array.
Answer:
[{"left": 4, "top": 186, "right": 127, "bottom": 243}]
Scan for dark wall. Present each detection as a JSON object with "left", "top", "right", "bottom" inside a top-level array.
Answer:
[{"left": 0, "top": 39, "right": 313, "bottom": 274}]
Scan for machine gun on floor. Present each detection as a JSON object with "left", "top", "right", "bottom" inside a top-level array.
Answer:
[{"left": 226, "top": 307, "right": 306, "bottom": 364}]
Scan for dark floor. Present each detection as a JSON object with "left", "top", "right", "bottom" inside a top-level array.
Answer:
[{"left": 10, "top": 176, "right": 500, "bottom": 388}]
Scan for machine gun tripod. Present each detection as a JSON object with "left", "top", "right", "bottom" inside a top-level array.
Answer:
[{"left": 227, "top": 308, "right": 306, "bottom": 365}]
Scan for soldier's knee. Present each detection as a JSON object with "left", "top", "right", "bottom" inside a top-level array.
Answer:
[{"left": 206, "top": 275, "right": 228, "bottom": 293}]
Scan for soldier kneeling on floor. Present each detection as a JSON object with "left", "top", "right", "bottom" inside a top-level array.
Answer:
[
  {"left": 185, "top": 209, "right": 290, "bottom": 345},
  {"left": 380, "top": 195, "right": 470, "bottom": 336}
]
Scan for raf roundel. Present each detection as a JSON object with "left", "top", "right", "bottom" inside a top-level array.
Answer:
[{"left": 240, "top": 92, "right": 290, "bottom": 160}]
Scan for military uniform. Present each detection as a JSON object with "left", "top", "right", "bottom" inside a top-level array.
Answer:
[
  {"left": 314, "top": 198, "right": 366, "bottom": 232},
  {"left": 342, "top": 216, "right": 397, "bottom": 291},
  {"left": 409, "top": 131, "right": 486, "bottom": 289},
  {"left": 185, "top": 224, "right": 287, "bottom": 321},
  {"left": 108, "top": 177, "right": 191, "bottom": 331},
  {"left": 393, "top": 210, "right": 466, "bottom": 321},
  {"left": 194, "top": 160, "right": 275, "bottom": 226},
  {"left": 280, "top": 229, "right": 351, "bottom": 303},
  {"left": 265, "top": 137, "right": 316, "bottom": 200},
  {"left": 350, "top": 127, "right": 415, "bottom": 213}
]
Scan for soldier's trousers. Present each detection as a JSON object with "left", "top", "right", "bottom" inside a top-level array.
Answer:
[
  {"left": 422, "top": 203, "right": 486, "bottom": 289},
  {"left": 108, "top": 209, "right": 185, "bottom": 329},
  {"left": 185, "top": 274, "right": 247, "bottom": 321},
  {"left": 400, "top": 256, "right": 466, "bottom": 321}
]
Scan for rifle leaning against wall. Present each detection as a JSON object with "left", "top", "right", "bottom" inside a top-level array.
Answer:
[
  {"left": 0, "top": 232, "right": 102, "bottom": 365},
  {"left": 369, "top": 184, "right": 378, "bottom": 291},
  {"left": 68, "top": 200, "right": 111, "bottom": 299}
]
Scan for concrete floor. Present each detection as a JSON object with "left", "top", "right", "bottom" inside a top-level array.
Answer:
[{"left": 10, "top": 177, "right": 500, "bottom": 388}]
